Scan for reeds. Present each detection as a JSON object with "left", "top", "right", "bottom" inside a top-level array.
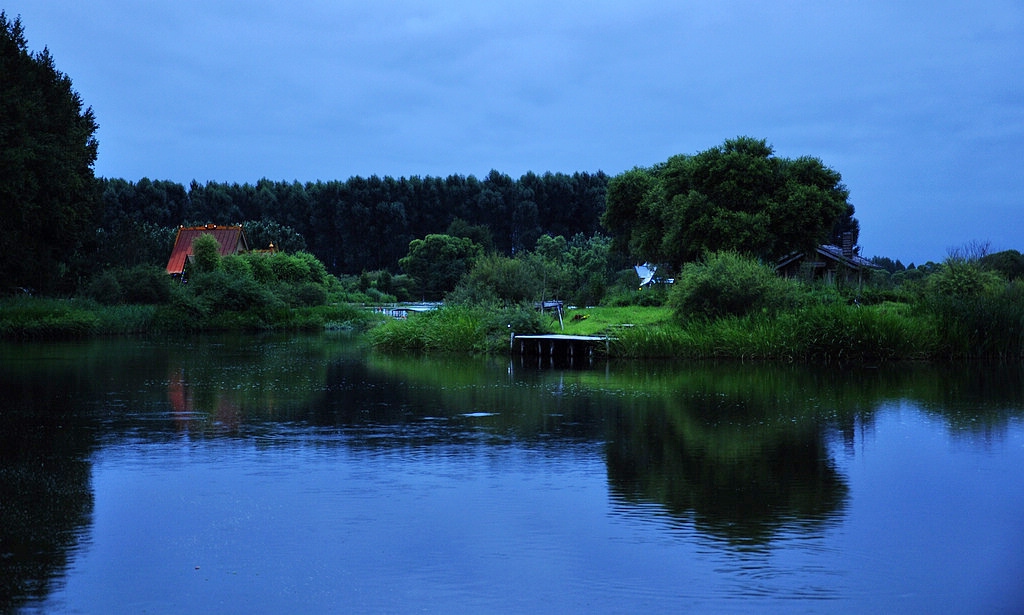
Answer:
[{"left": 609, "top": 303, "right": 936, "bottom": 363}]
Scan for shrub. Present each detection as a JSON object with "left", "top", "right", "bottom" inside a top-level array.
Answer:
[
  {"left": 670, "top": 251, "right": 800, "bottom": 320},
  {"left": 270, "top": 253, "right": 312, "bottom": 284},
  {"left": 290, "top": 282, "right": 328, "bottom": 307},
  {"left": 189, "top": 270, "right": 282, "bottom": 313},
  {"left": 118, "top": 264, "right": 173, "bottom": 304},
  {"left": 190, "top": 233, "right": 222, "bottom": 273},
  {"left": 84, "top": 270, "right": 122, "bottom": 305},
  {"left": 451, "top": 253, "right": 540, "bottom": 306},
  {"left": 222, "top": 255, "right": 254, "bottom": 281},
  {"left": 243, "top": 252, "right": 275, "bottom": 284}
]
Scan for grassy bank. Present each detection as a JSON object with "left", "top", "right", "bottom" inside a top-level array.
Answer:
[
  {"left": 368, "top": 298, "right": 1018, "bottom": 364},
  {"left": 582, "top": 304, "right": 936, "bottom": 363},
  {"left": 368, "top": 303, "right": 549, "bottom": 354},
  {"left": 0, "top": 295, "right": 380, "bottom": 340}
]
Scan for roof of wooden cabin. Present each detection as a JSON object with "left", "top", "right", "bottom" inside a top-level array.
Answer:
[{"left": 165, "top": 225, "right": 250, "bottom": 275}]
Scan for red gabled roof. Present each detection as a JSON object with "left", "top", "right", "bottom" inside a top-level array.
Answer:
[{"left": 166, "top": 224, "right": 250, "bottom": 275}]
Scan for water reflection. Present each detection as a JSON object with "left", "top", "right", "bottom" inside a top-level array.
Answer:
[
  {"left": 1, "top": 335, "right": 1022, "bottom": 612},
  {"left": 0, "top": 343, "right": 96, "bottom": 608}
]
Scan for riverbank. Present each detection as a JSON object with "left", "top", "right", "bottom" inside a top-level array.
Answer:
[
  {"left": 5, "top": 295, "right": 1021, "bottom": 363},
  {"left": 0, "top": 295, "right": 381, "bottom": 340},
  {"left": 370, "top": 300, "right": 1021, "bottom": 363}
]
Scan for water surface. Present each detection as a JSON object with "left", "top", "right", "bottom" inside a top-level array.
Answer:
[{"left": 1, "top": 334, "right": 1022, "bottom": 613}]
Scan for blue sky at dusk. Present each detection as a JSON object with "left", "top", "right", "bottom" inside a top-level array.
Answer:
[{"left": 6, "top": 0, "right": 1022, "bottom": 264}]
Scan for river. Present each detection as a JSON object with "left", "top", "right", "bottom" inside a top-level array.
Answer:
[{"left": 1, "top": 333, "right": 1022, "bottom": 614}]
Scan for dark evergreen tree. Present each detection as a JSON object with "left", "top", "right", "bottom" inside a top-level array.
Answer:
[{"left": 1, "top": 12, "right": 100, "bottom": 293}]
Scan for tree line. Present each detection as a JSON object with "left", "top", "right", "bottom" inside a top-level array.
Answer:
[{"left": 93, "top": 171, "right": 610, "bottom": 276}]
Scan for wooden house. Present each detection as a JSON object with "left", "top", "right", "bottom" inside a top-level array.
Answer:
[
  {"left": 775, "top": 243, "right": 878, "bottom": 284},
  {"left": 165, "top": 224, "right": 250, "bottom": 277}
]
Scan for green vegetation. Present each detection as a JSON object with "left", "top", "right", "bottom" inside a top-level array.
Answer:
[
  {"left": 1, "top": 13, "right": 99, "bottom": 295},
  {"left": 3, "top": 13, "right": 1020, "bottom": 361},
  {"left": 370, "top": 246, "right": 1024, "bottom": 363},
  {"left": 601, "top": 137, "right": 858, "bottom": 269},
  {"left": 0, "top": 243, "right": 382, "bottom": 339},
  {"left": 369, "top": 304, "right": 547, "bottom": 354}
]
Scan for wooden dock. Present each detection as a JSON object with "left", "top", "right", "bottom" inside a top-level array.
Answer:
[{"left": 511, "top": 334, "right": 608, "bottom": 360}]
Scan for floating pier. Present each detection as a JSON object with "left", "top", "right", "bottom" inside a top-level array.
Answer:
[{"left": 510, "top": 334, "right": 608, "bottom": 360}]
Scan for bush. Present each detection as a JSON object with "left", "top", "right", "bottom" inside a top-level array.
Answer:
[
  {"left": 923, "top": 263, "right": 1024, "bottom": 358},
  {"left": 84, "top": 270, "right": 122, "bottom": 305},
  {"left": 191, "top": 233, "right": 222, "bottom": 273},
  {"left": 289, "top": 282, "right": 328, "bottom": 307},
  {"left": 670, "top": 251, "right": 800, "bottom": 320},
  {"left": 450, "top": 253, "right": 540, "bottom": 306},
  {"left": 222, "top": 255, "right": 254, "bottom": 281},
  {"left": 270, "top": 253, "right": 312, "bottom": 284},
  {"left": 83, "top": 265, "right": 172, "bottom": 305},
  {"left": 189, "top": 270, "right": 283, "bottom": 313},
  {"left": 119, "top": 264, "right": 173, "bottom": 304}
]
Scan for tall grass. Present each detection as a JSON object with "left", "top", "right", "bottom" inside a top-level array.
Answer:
[
  {"left": 925, "top": 280, "right": 1024, "bottom": 360},
  {"left": 370, "top": 305, "right": 487, "bottom": 352},
  {"left": 609, "top": 303, "right": 935, "bottom": 363},
  {"left": 369, "top": 303, "right": 549, "bottom": 353}
]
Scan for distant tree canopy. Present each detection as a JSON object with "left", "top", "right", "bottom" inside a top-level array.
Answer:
[
  {"left": 601, "top": 137, "right": 858, "bottom": 270},
  {"left": 93, "top": 171, "right": 609, "bottom": 276},
  {"left": 0, "top": 12, "right": 99, "bottom": 293}
]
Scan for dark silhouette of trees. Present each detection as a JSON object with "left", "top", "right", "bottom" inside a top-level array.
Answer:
[
  {"left": 1, "top": 12, "right": 99, "bottom": 293},
  {"left": 89, "top": 171, "right": 610, "bottom": 277}
]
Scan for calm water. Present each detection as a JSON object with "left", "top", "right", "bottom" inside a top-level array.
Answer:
[{"left": 1, "top": 333, "right": 1022, "bottom": 614}]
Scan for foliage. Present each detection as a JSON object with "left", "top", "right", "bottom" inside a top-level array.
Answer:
[
  {"left": 921, "top": 258, "right": 1024, "bottom": 358},
  {"left": 669, "top": 252, "right": 801, "bottom": 320},
  {"left": 602, "top": 137, "right": 856, "bottom": 269},
  {"left": 94, "top": 171, "right": 609, "bottom": 277},
  {"left": 243, "top": 219, "right": 306, "bottom": 253},
  {"left": 190, "top": 233, "right": 222, "bottom": 274},
  {"left": 83, "top": 264, "right": 173, "bottom": 305},
  {"left": 0, "top": 13, "right": 100, "bottom": 294},
  {"left": 369, "top": 304, "right": 549, "bottom": 354},
  {"left": 979, "top": 249, "right": 1024, "bottom": 281},
  {"left": 400, "top": 234, "right": 482, "bottom": 300},
  {"left": 449, "top": 252, "right": 540, "bottom": 306},
  {"left": 189, "top": 269, "right": 283, "bottom": 315},
  {"left": 449, "top": 233, "right": 614, "bottom": 308}
]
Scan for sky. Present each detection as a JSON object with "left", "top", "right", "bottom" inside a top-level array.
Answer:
[{"left": 6, "top": 0, "right": 1022, "bottom": 265}]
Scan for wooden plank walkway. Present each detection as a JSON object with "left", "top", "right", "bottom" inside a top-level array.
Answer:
[{"left": 511, "top": 334, "right": 608, "bottom": 359}]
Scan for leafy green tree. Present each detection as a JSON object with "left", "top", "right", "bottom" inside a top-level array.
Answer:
[
  {"left": 565, "top": 233, "right": 613, "bottom": 306},
  {"left": 980, "top": 249, "right": 1024, "bottom": 281},
  {"left": 399, "top": 234, "right": 482, "bottom": 300},
  {"left": 190, "top": 233, "right": 222, "bottom": 274},
  {"left": 449, "top": 253, "right": 541, "bottom": 306},
  {"left": 1, "top": 12, "right": 100, "bottom": 293},
  {"left": 603, "top": 137, "right": 856, "bottom": 269}
]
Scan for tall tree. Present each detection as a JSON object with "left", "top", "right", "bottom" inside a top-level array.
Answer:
[
  {"left": 399, "top": 234, "right": 481, "bottom": 301},
  {"left": 1, "top": 13, "right": 99, "bottom": 293},
  {"left": 602, "top": 137, "right": 856, "bottom": 269}
]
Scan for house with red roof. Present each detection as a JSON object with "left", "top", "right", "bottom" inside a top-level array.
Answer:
[{"left": 165, "top": 224, "right": 250, "bottom": 278}]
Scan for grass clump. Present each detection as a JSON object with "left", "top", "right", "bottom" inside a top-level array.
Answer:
[{"left": 370, "top": 303, "right": 548, "bottom": 353}]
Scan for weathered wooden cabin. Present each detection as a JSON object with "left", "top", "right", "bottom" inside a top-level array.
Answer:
[
  {"left": 775, "top": 244, "right": 878, "bottom": 284},
  {"left": 165, "top": 224, "right": 250, "bottom": 278}
]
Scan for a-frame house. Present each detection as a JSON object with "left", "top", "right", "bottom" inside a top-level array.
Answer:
[{"left": 166, "top": 224, "right": 250, "bottom": 278}]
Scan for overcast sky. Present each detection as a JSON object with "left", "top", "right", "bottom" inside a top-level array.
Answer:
[{"left": 7, "top": 0, "right": 1022, "bottom": 264}]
